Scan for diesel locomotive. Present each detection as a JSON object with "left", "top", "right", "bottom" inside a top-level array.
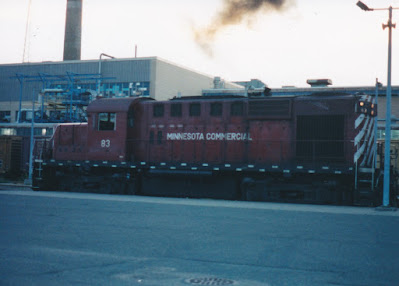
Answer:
[{"left": 33, "top": 91, "right": 392, "bottom": 205}]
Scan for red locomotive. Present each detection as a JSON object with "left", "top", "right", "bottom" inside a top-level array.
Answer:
[{"left": 33, "top": 92, "right": 385, "bottom": 205}]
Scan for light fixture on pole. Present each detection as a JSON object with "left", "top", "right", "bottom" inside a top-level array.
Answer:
[
  {"left": 357, "top": 1, "right": 398, "bottom": 208},
  {"left": 356, "top": 1, "right": 372, "bottom": 11}
]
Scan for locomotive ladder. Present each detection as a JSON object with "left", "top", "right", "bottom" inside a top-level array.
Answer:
[
  {"left": 32, "top": 139, "right": 45, "bottom": 189},
  {"left": 354, "top": 166, "right": 376, "bottom": 206}
]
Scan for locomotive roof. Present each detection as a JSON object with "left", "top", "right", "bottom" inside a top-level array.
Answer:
[
  {"left": 170, "top": 95, "right": 247, "bottom": 101},
  {"left": 166, "top": 92, "right": 354, "bottom": 102},
  {"left": 87, "top": 97, "right": 142, "bottom": 112},
  {"left": 86, "top": 92, "right": 358, "bottom": 113}
]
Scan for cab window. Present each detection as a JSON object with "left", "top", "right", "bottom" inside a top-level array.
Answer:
[
  {"left": 98, "top": 112, "right": 116, "bottom": 131},
  {"left": 189, "top": 103, "right": 201, "bottom": 116},
  {"left": 210, "top": 102, "right": 222, "bottom": 116},
  {"left": 231, "top": 102, "right": 244, "bottom": 116},
  {"left": 153, "top": 104, "right": 164, "bottom": 117},
  {"left": 171, "top": 103, "right": 182, "bottom": 117}
]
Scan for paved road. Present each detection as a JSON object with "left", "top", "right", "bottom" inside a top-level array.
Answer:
[{"left": 0, "top": 190, "right": 398, "bottom": 286}]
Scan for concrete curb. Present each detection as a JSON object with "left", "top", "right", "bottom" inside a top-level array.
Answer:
[{"left": 0, "top": 183, "right": 32, "bottom": 190}]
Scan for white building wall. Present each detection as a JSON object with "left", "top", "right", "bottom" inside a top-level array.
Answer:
[
  {"left": 376, "top": 96, "right": 399, "bottom": 119},
  {"left": 0, "top": 101, "right": 33, "bottom": 123},
  {"left": 152, "top": 58, "right": 242, "bottom": 101},
  {"left": 153, "top": 58, "right": 214, "bottom": 100}
]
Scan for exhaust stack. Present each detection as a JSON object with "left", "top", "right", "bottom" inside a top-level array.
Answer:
[{"left": 63, "top": 0, "right": 82, "bottom": 61}]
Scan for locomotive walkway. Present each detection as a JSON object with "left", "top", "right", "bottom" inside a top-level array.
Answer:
[{"left": 0, "top": 189, "right": 398, "bottom": 286}]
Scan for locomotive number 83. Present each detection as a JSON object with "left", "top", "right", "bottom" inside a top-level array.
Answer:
[{"left": 33, "top": 92, "right": 393, "bottom": 206}]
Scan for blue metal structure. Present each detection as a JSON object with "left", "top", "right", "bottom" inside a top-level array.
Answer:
[{"left": 10, "top": 72, "right": 115, "bottom": 123}]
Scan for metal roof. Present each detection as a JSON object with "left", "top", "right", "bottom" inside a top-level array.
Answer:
[{"left": 86, "top": 97, "right": 139, "bottom": 113}]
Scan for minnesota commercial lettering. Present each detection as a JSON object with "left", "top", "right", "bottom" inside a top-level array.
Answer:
[{"left": 166, "top": 132, "right": 253, "bottom": 141}]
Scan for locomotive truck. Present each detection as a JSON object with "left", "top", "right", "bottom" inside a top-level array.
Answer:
[{"left": 33, "top": 92, "right": 394, "bottom": 205}]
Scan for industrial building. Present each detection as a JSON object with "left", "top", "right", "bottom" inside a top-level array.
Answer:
[{"left": 0, "top": 57, "right": 241, "bottom": 123}]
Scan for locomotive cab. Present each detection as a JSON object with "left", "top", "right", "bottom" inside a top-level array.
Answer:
[{"left": 86, "top": 97, "right": 140, "bottom": 162}]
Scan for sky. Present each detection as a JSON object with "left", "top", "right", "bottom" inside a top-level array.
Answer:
[{"left": 1, "top": 0, "right": 399, "bottom": 88}]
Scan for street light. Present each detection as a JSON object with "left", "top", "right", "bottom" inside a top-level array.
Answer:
[
  {"left": 356, "top": 1, "right": 372, "bottom": 11},
  {"left": 357, "top": 1, "right": 399, "bottom": 208}
]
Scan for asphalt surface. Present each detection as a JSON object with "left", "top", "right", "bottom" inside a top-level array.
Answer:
[{"left": 0, "top": 189, "right": 398, "bottom": 286}]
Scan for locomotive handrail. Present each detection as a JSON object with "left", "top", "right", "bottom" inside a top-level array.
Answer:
[
  {"left": 33, "top": 137, "right": 52, "bottom": 161},
  {"left": 126, "top": 138, "right": 354, "bottom": 171}
]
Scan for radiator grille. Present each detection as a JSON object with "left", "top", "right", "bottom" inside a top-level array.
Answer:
[{"left": 296, "top": 115, "right": 345, "bottom": 161}]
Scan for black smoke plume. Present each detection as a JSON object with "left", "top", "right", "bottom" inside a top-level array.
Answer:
[{"left": 194, "top": 0, "right": 292, "bottom": 56}]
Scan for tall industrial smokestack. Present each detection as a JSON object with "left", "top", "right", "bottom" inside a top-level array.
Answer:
[{"left": 63, "top": 0, "right": 82, "bottom": 61}]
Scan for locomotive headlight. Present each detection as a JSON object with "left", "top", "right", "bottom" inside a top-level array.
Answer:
[{"left": 359, "top": 101, "right": 365, "bottom": 106}]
